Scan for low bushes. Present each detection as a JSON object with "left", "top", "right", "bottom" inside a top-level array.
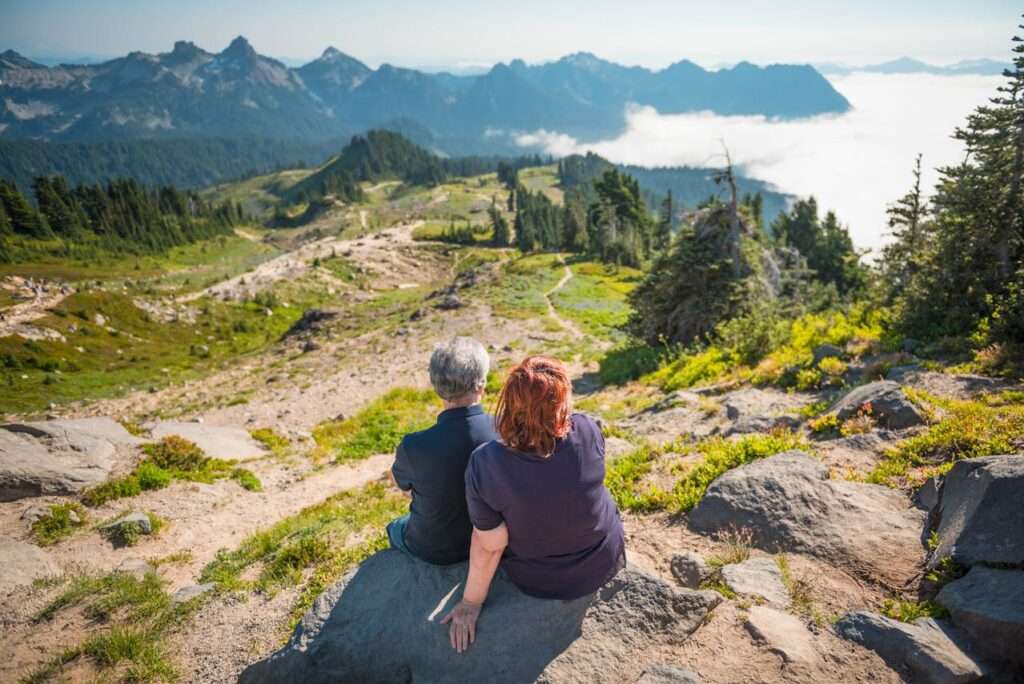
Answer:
[{"left": 82, "top": 436, "right": 262, "bottom": 506}]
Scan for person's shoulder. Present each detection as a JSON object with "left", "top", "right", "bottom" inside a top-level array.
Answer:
[
  {"left": 469, "top": 438, "right": 503, "bottom": 462},
  {"left": 571, "top": 412, "right": 602, "bottom": 436},
  {"left": 399, "top": 421, "right": 441, "bottom": 452}
]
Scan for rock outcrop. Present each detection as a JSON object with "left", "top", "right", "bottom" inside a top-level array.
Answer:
[
  {"left": 744, "top": 606, "right": 818, "bottom": 666},
  {"left": 150, "top": 422, "right": 265, "bottom": 460},
  {"left": 239, "top": 550, "right": 721, "bottom": 684},
  {"left": 929, "top": 455, "right": 1024, "bottom": 568},
  {"left": 688, "top": 451, "right": 926, "bottom": 585},
  {"left": 0, "top": 417, "right": 142, "bottom": 501},
  {"left": 830, "top": 380, "right": 925, "bottom": 429},
  {"left": 937, "top": 566, "right": 1024, "bottom": 669},
  {"left": 670, "top": 552, "right": 712, "bottom": 589},
  {"left": 834, "top": 612, "right": 985, "bottom": 684}
]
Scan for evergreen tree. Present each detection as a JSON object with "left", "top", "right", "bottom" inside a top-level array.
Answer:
[
  {"left": 563, "top": 192, "right": 588, "bottom": 252},
  {"left": 0, "top": 180, "right": 50, "bottom": 239},
  {"left": 489, "top": 197, "right": 510, "bottom": 247},
  {"left": 880, "top": 155, "right": 930, "bottom": 299},
  {"left": 893, "top": 17, "right": 1024, "bottom": 343},
  {"left": 772, "top": 198, "right": 865, "bottom": 295},
  {"left": 655, "top": 190, "right": 673, "bottom": 251}
]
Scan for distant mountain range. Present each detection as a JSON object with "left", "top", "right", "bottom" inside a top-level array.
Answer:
[
  {"left": 817, "top": 57, "right": 1010, "bottom": 77},
  {"left": 0, "top": 37, "right": 850, "bottom": 154}
]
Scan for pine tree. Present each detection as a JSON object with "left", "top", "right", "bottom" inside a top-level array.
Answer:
[
  {"left": 881, "top": 155, "right": 930, "bottom": 298},
  {"left": 489, "top": 197, "right": 510, "bottom": 247},
  {"left": 655, "top": 190, "right": 673, "bottom": 251},
  {"left": 0, "top": 180, "right": 50, "bottom": 239}
]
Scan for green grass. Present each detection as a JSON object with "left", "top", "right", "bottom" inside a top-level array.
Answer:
[
  {"left": 478, "top": 253, "right": 564, "bottom": 319},
  {"left": 31, "top": 502, "right": 88, "bottom": 546},
  {"left": 312, "top": 387, "right": 441, "bottom": 462},
  {"left": 605, "top": 430, "right": 808, "bottom": 513},
  {"left": 549, "top": 261, "right": 640, "bottom": 342},
  {"left": 83, "top": 436, "right": 261, "bottom": 506},
  {"left": 100, "top": 511, "right": 165, "bottom": 547},
  {"left": 200, "top": 481, "right": 406, "bottom": 629},
  {"left": 880, "top": 599, "right": 949, "bottom": 622},
  {"left": 866, "top": 390, "right": 1024, "bottom": 487},
  {"left": 28, "top": 568, "right": 204, "bottom": 683}
]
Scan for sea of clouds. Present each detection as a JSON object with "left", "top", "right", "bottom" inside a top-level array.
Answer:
[{"left": 516, "top": 73, "right": 1002, "bottom": 253}]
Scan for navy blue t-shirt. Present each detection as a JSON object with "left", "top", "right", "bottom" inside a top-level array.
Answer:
[
  {"left": 465, "top": 413, "right": 625, "bottom": 600},
  {"left": 392, "top": 404, "right": 499, "bottom": 565}
]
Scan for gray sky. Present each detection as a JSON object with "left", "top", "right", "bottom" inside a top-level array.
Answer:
[{"left": 2, "top": 0, "right": 1020, "bottom": 69}]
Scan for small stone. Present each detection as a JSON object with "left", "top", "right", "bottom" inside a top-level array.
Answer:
[
  {"left": 21, "top": 504, "right": 50, "bottom": 524},
  {"left": 720, "top": 557, "right": 789, "bottom": 607},
  {"left": 171, "top": 582, "right": 215, "bottom": 605},
  {"left": 812, "top": 344, "right": 843, "bottom": 364},
  {"left": 670, "top": 552, "right": 712, "bottom": 589},
  {"left": 745, "top": 606, "right": 818, "bottom": 665}
]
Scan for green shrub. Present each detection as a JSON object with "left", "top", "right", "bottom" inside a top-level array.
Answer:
[
  {"left": 250, "top": 427, "right": 289, "bottom": 456},
  {"left": 867, "top": 391, "right": 1024, "bottom": 486},
  {"left": 652, "top": 346, "right": 736, "bottom": 392},
  {"left": 83, "top": 476, "right": 142, "bottom": 507},
  {"left": 136, "top": 462, "right": 171, "bottom": 491},
  {"left": 880, "top": 599, "right": 948, "bottom": 622},
  {"left": 598, "top": 342, "right": 666, "bottom": 385},
  {"left": 143, "top": 435, "right": 208, "bottom": 471},
  {"left": 31, "top": 502, "right": 87, "bottom": 546},
  {"left": 232, "top": 468, "right": 263, "bottom": 492}
]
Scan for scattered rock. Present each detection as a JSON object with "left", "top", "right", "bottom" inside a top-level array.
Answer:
[
  {"left": 834, "top": 612, "right": 985, "bottom": 684},
  {"left": 1, "top": 537, "right": 60, "bottom": 593},
  {"left": 914, "top": 475, "right": 940, "bottom": 513},
  {"left": 172, "top": 582, "right": 216, "bottom": 605},
  {"left": 689, "top": 452, "right": 926, "bottom": 585},
  {"left": 929, "top": 455, "right": 1024, "bottom": 568},
  {"left": 937, "top": 566, "right": 1024, "bottom": 669},
  {"left": 435, "top": 293, "right": 463, "bottom": 310},
  {"left": 301, "top": 339, "right": 319, "bottom": 353},
  {"left": 283, "top": 309, "right": 338, "bottom": 338},
  {"left": 101, "top": 510, "right": 153, "bottom": 546},
  {"left": 409, "top": 307, "right": 427, "bottom": 321},
  {"left": 744, "top": 606, "right": 818, "bottom": 665},
  {"left": 830, "top": 381, "right": 925, "bottom": 429},
  {"left": 239, "top": 551, "right": 721, "bottom": 684},
  {"left": 604, "top": 435, "right": 636, "bottom": 461},
  {"left": 720, "top": 557, "right": 789, "bottom": 608},
  {"left": 671, "top": 552, "right": 712, "bottom": 589},
  {"left": 93, "top": 312, "right": 106, "bottom": 326},
  {"left": 0, "top": 418, "right": 142, "bottom": 501},
  {"left": 635, "top": 664, "right": 701, "bottom": 684},
  {"left": 886, "top": 364, "right": 922, "bottom": 383},
  {"left": 812, "top": 344, "right": 844, "bottom": 364},
  {"left": 150, "top": 421, "right": 265, "bottom": 460},
  {"left": 722, "top": 414, "right": 800, "bottom": 437}
]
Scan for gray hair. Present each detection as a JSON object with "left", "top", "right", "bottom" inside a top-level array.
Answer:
[{"left": 429, "top": 337, "right": 490, "bottom": 401}]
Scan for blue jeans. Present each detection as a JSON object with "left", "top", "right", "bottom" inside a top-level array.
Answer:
[{"left": 387, "top": 514, "right": 414, "bottom": 555}]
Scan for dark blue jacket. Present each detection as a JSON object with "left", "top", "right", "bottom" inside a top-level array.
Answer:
[{"left": 391, "top": 404, "right": 498, "bottom": 565}]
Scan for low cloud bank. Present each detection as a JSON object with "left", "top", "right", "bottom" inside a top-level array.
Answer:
[{"left": 516, "top": 73, "right": 1001, "bottom": 252}]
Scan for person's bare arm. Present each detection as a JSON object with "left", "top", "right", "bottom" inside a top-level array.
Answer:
[{"left": 441, "top": 523, "right": 508, "bottom": 653}]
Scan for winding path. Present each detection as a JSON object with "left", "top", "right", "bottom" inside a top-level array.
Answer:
[{"left": 543, "top": 255, "right": 588, "bottom": 341}]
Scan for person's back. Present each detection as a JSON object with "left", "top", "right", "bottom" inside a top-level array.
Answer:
[
  {"left": 393, "top": 404, "right": 497, "bottom": 565},
  {"left": 387, "top": 337, "right": 497, "bottom": 565},
  {"left": 466, "top": 411, "right": 622, "bottom": 599}
]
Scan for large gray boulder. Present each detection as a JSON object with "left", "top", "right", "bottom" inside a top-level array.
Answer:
[
  {"left": 689, "top": 452, "right": 926, "bottom": 585},
  {"left": 0, "top": 417, "right": 142, "bottom": 501},
  {"left": 835, "top": 611, "right": 985, "bottom": 683},
  {"left": 929, "top": 455, "right": 1024, "bottom": 568},
  {"left": 150, "top": 421, "right": 264, "bottom": 459},
  {"left": 937, "top": 566, "right": 1024, "bottom": 669},
  {"left": 1, "top": 537, "right": 60, "bottom": 593},
  {"left": 830, "top": 380, "right": 925, "bottom": 429},
  {"left": 239, "top": 550, "right": 721, "bottom": 684}
]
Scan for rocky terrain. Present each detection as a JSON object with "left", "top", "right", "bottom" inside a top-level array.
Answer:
[{"left": 1, "top": 168, "right": 1022, "bottom": 684}]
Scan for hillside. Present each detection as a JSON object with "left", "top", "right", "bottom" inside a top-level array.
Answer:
[
  {"left": 0, "top": 39, "right": 850, "bottom": 153},
  {"left": 0, "top": 143, "right": 1021, "bottom": 682}
]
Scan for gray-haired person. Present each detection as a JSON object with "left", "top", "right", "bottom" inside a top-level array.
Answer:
[{"left": 387, "top": 337, "right": 499, "bottom": 564}]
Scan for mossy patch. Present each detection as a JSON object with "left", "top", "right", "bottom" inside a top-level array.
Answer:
[{"left": 31, "top": 502, "right": 88, "bottom": 546}]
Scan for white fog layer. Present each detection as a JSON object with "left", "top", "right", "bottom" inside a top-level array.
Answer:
[{"left": 517, "top": 73, "right": 1003, "bottom": 252}]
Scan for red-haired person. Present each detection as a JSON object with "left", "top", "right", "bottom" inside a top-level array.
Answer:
[{"left": 441, "top": 356, "right": 625, "bottom": 653}]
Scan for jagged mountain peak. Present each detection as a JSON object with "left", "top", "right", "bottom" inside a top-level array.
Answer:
[{"left": 221, "top": 35, "right": 257, "bottom": 60}]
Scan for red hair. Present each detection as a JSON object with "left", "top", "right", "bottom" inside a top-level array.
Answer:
[{"left": 495, "top": 356, "right": 572, "bottom": 455}]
